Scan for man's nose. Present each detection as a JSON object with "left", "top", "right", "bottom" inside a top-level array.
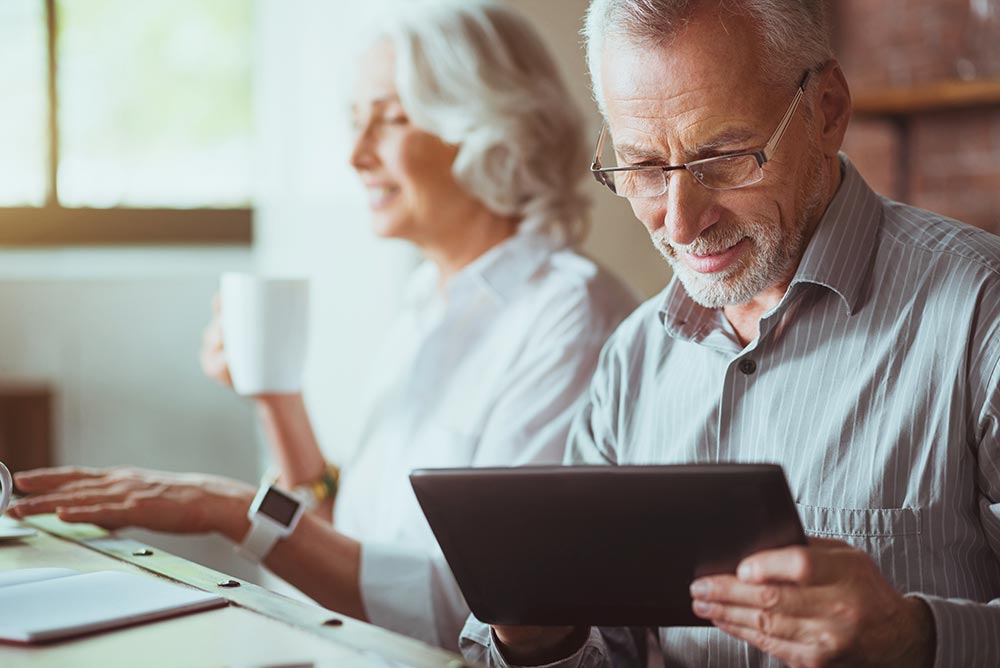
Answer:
[{"left": 660, "top": 171, "right": 719, "bottom": 246}]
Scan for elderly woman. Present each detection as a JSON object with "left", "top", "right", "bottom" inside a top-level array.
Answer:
[{"left": 9, "top": 0, "right": 636, "bottom": 651}]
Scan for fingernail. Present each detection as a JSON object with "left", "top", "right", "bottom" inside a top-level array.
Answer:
[
  {"left": 692, "top": 600, "right": 712, "bottom": 616},
  {"left": 738, "top": 563, "right": 753, "bottom": 580},
  {"left": 690, "top": 580, "right": 711, "bottom": 597}
]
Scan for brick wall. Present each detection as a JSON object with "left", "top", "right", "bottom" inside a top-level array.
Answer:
[{"left": 835, "top": 0, "right": 1000, "bottom": 233}]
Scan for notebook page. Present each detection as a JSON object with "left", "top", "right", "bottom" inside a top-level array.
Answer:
[
  {"left": 0, "top": 568, "right": 79, "bottom": 588},
  {"left": 0, "top": 570, "right": 226, "bottom": 643}
]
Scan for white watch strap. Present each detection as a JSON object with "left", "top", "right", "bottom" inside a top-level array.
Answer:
[{"left": 239, "top": 517, "right": 283, "bottom": 563}]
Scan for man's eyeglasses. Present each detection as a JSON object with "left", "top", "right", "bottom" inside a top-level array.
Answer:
[{"left": 590, "top": 70, "right": 811, "bottom": 198}]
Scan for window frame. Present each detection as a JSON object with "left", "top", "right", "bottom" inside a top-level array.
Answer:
[{"left": 0, "top": 0, "right": 252, "bottom": 247}]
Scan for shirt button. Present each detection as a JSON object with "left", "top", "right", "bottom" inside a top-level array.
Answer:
[{"left": 739, "top": 359, "right": 757, "bottom": 375}]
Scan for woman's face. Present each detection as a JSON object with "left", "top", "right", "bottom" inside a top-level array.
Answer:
[{"left": 350, "top": 43, "right": 476, "bottom": 245}]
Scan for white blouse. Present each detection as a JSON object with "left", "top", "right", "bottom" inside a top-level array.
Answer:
[{"left": 333, "top": 231, "right": 637, "bottom": 650}]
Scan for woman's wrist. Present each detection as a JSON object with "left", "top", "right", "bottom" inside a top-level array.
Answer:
[
  {"left": 203, "top": 478, "right": 255, "bottom": 543},
  {"left": 254, "top": 392, "right": 305, "bottom": 413},
  {"left": 253, "top": 393, "right": 327, "bottom": 487}
]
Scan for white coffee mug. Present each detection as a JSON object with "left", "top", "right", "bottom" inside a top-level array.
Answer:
[
  {"left": 219, "top": 273, "right": 310, "bottom": 396},
  {"left": 0, "top": 461, "right": 12, "bottom": 517}
]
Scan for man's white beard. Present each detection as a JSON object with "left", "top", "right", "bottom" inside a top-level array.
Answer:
[{"left": 653, "top": 156, "right": 827, "bottom": 309}]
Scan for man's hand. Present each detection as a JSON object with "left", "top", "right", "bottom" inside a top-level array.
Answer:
[{"left": 690, "top": 537, "right": 935, "bottom": 667}]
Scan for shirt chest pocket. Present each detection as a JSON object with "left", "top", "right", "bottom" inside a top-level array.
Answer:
[
  {"left": 795, "top": 504, "right": 922, "bottom": 540},
  {"left": 794, "top": 503, "right": 923, "bottom": 592}
]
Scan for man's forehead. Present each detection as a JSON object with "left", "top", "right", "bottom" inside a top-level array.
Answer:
[
  {"left": 598, "top": 7, "right": 769, "bottom": 120},
  {"left": 599, "top": 35, "right": 771, "bottom": 156},
  {"left": 602, "top": 40, "right": 763, "bottom": 111}
]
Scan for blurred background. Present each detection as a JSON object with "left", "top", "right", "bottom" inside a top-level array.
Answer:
[
  {"left": 0, "top": 0, "right": 996, "bottom": 584},
  {"left": 837, "top": 0, "right": 1000, "bottom": 231}
]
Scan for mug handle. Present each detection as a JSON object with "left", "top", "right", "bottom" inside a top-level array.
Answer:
[{"left": 0, "top": 462, "right": 12, "bottom": 516}]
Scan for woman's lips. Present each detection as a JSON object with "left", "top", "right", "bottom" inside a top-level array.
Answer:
[
  {"left": 367, "top": 185, "right": 400, "bottom": 209},
  {"left": 682, "top": 239, "right": 748, "bottom": 274}
]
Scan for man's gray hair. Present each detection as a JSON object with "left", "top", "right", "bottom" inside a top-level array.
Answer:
[
  {"left": 584, "top": 0, "right": 834, "bottom": 114},
  {"left": 380, "top": 0, "right": 590, "bottom": 244}
]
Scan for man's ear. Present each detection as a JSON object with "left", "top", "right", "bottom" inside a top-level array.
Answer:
[{"left": 815, "top": 60, "right": 853, "bottom": 159}]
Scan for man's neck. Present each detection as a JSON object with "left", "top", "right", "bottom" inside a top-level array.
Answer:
[{"left": 723, "top": 284, "right": 791, "bottom": 347}]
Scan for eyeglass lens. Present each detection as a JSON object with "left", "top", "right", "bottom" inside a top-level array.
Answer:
[{"left": 604, "top": 154, "right": 764, "bottom": 197}]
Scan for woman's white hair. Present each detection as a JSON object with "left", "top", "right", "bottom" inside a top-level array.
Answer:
[
  {"left": 584, "top": 0, "right": 834, "bottom": 115},
  {"left": 378, "top": 0, "right": 590, "bottom": 244}
]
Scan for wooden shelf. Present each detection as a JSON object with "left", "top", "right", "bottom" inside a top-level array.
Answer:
[{"left": 853, "top": 79, "right": 1000, "bottom": 116}]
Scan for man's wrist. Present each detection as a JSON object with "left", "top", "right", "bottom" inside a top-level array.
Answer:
[
  {"left": 898, "top": 596, "right": 936, "bottom": 668},
  {"left": 493, "top": 626, "right": 590, "bottom": 666}
]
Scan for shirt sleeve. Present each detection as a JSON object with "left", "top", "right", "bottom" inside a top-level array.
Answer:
[
  {"left": 360, "top": 541, "right": 468, "bottom": 651},
  {"left": 916, "top": 303, "right": 1000, "bottom": 666},
  {"left": 908, "top": 594, "right": 1000, "bottom": 668}
]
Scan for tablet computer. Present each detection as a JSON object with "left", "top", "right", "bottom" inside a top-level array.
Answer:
[{"left": 410, "top": 464, "right": 805, "bottom": 627}]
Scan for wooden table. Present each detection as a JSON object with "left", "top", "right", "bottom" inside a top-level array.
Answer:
[{"left": 0, "top": 516, "right": 475, "bottom": 668}]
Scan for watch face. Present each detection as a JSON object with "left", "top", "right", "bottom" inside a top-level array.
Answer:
[{"left": 259, "top": 487, "right": 300, "bottom": 526}]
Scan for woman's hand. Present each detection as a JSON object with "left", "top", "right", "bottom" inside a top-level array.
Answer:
[
  {"left": 200, "top": 294, "right": 233, "bottom": 389},
  {"left": 8, "top": 466, "right": 255, "bottom": 542}
]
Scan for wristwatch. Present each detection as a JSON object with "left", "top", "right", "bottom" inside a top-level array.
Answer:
[
  {"left": 238, "top": 482, "right": 306, "bottom": 563},
  {"left": 261, "top": 463, "right": 340, "bottom": 511}
]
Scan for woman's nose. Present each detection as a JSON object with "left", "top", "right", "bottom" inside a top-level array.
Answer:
[{"left": 349, "top": 124, "right": 378, "bottom": 172}]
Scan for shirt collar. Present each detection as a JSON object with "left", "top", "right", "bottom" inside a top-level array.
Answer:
[
  {"left": 658, "top": 155, "right": 883, "bottom": 341},
  {"left": 789, "top": 156, "right": 882, "bottom": 317},
  {"left": 403, "top": 230, "right": 564, "bottom": 310}
]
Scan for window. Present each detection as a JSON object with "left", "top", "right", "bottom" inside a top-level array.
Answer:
[{"left": 0, "top": 0, "right": 253, "bottom": 245}]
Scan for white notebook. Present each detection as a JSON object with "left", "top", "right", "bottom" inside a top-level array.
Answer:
[{"left": 0, "top": 567, "right": 227, "bottom": 644}]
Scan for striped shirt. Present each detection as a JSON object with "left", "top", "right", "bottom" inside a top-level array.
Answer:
[{"left": 460, "top": 158, "right": 1000, "bottom": 667}]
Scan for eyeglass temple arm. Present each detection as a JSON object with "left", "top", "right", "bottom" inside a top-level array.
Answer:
[
  {"left": 763, "top": 70, "right": 811, "bottom": 159},
  {"left": 591, "top": 122, "right": 608, "bottom": 171}
]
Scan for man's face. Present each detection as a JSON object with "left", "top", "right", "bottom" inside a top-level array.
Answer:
[{"left": 600, "top": 11, "right": 827, "bottom": 308}]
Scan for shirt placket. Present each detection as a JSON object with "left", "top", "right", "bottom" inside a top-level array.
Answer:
[{"left": 715, "top": 296, "right": 798, "bottom": 462}]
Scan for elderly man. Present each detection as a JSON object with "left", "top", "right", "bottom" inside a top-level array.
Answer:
[{"left": 459, "top": 0, "right": 1000, "bottom": 667}]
